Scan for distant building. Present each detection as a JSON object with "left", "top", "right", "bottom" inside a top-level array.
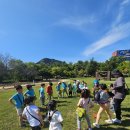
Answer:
[{"left": 112, "top": 50, "right": 130, "bottom": 61}]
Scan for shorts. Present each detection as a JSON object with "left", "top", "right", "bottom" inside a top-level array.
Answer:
[
  {"left": 16, "top": 107, "right": 23, "bottom": 116},
  {"left": 57, "top": 90, "right": 62, "bottom": 95},
  {"left": 31, "top": 125, "right": 41, "bottom": 130}
]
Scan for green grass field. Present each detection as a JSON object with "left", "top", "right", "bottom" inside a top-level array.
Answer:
[{"left": 0, "top": 77, "right": 130, "bottom": 130}]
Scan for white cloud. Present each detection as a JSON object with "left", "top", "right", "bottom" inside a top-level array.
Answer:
[
  {"left": 83, "top": 0, "right": 130, "bottom": 57},
  {"left": 121, "top": 0, "right": 130, "bottom": 5},
  {"left": 112, "top": 0, "right": 130, "bottom": 27},
  {"left": 83, "top": 22, "right": 130, "bottom": 56},
  {"left": 55, "top": 16, "right": 96, "bottom": 30}
]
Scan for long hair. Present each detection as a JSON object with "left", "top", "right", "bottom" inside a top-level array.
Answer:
[{"left": 81, "top": 89, "right": 90, "bottom": 99}]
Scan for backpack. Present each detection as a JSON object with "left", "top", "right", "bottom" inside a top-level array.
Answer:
[
  {"left": 48, "top": 110, "right": 57, "bottom": 122},
  {"left": 95, "top": 90, "right": 101, "bottom": 102}
]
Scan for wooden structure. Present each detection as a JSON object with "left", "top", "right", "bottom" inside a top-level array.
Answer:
[{"left": 96, "top": 71, "right": 111, "bottom": 81}]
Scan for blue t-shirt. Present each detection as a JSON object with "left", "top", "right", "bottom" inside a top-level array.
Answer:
[
  {"left": 39, "top": 87, "right": 45, "bottom": 97},
  {"left": 11, "top": 93, "right": 24, "bottom": 108},
  {"left": 61, "top": 82, "right": 67, "bottom": 89},
  {"left": 56, "top": 85, "right": 61, "bottom": 91},
  {"left": 24, "top": 89, "right": 35, "bottom": 97}
]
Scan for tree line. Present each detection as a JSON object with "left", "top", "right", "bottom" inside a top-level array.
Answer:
[{"left": 0, "top": 53, "right": 129, "bottom": 83}]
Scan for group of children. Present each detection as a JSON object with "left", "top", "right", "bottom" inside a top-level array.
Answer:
[
  {"left": 55, "top": 80, "right": 89, "bottom": 99},
  {"left": 9, "top": 83, "right": 64, "bottom": 130},
  {"left": 9, "top": 78, "right": 123, "bottom": 130}
]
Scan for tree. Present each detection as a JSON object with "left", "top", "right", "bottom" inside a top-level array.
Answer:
[
  {"left": 86, "top": 58, "right": 98, "bottom": 76},
  {"left": 25, "top": 62, "right": 38, "bottom": 81},
  {"left": 8, "top": 59, "right": 27, "bottom": 81},
  {"left": 0, "top": 61, "right": 6, "bottom": 82},
  {"left": 38, "top": 64, "right": 52, "bottom": 80}
]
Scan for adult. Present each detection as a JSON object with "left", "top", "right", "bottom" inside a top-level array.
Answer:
[
  {"left": 112, "top": 70, "right": 126, "bottom": 124},
  {"left": 22, "top": 97, "right": 44, "bottom": 130}
]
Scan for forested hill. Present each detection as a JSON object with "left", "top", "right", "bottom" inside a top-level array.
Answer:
[{"left": 37, "top": 58, "right": 66, "bottom": 65}]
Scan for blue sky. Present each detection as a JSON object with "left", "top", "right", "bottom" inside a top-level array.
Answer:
[{"left": 0, "top": 0, "right": 130, "bottom": 63}]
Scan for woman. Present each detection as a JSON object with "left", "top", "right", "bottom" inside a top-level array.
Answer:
[
  {"left": 93, "top": 84, "right": 112, "bottom": 128},
  {"left": 22, "top": 97, "right": 44, "bottom": 130},
  {"left": 112, "top": 70, "right": 126, "bottom": 124}
]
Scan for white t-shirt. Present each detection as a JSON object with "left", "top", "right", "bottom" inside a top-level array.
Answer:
[
  {"left": 22, "top": 105, "right": 40, "bottom": 127},
  {"left": 48, "top": 110, "right": 63, "bottom": 130}
]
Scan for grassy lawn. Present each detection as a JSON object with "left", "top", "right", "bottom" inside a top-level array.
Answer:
[{"left": 0, "top": 77, "right": 130, "bottom": 130}]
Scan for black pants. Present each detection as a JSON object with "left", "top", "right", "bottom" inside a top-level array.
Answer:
[
  {"left": 31, "top": 126, "right": 41, "bottom": 130},
  {"left": 114, "top": 98, "right": 124, "bottom": 120}
]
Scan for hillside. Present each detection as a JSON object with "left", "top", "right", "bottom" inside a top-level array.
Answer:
[{"left": 37, "top": 58, "right": 66, "bottom": 65}]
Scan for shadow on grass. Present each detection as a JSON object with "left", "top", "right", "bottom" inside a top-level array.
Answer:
[
  {"left": 122, "top": 114, "right": 130, "bottom": 118},
  {"left": 121, "top": 119, "right": 130, "bottom": 127},
  {"left": 122, "top": 107, "right": 130, "bottom": 112},
  {"left": 57, "top": 100, "right": 72, "bottom": 103},
  {"left": 93, "top": 124, "right": 128, "bottom": 130},
  {"left": 38, "top": 107, "right": 47, "bottom": 112},
  {"left": 93, "top": 126, "right": 128, "bottom": 130},
  {"left": 94, "top": 119, "right": 130, "bottom": 130}
]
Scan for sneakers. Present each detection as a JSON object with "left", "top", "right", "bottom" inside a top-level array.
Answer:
[
  {"left": 93, "top": 123, "right": 100, "bottom": 128},
  {"left": 88, "top": 128, "right": 92, "bottom": 130},
  {"left": 112, "top": 118, "right": 121, "bottom": 124},
  {"left": 105, "top": 119, "right": 113, "bottom": 124}
]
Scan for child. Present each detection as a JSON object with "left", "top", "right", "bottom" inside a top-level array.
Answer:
[
  {"left": 39, "top": 83, "right": 45, "bottom": 107},
  {"left": 22, "top": 96, "right": 44, "bottom": 130},
  {"left": 72, "top": 80, "right": 77, "bottom": 96},
  {"left": 9, "top": 85, "right": 25, "bottom": 127},
  {"left": 68, "top": 82, "right": 73, "bottom": 97},
  {"left": 93, "top": 84, "right": 113, "bottom": 128},
  {"left": 56, "top": 82, "right": 62, "bottom": 99},
  {"left": 47, "top": 100, "right": 63, "bottom": 130},
  {"left": 24, "top": 84, "right": 36, "bottom": 99},
  {"left": 46, "top": 82, "right": 53, "bottom": 101},
  {"left": 61, "top": 81, "right": 68, "bottom": 97},
  {"left": 77, "top": 89, "right": 94, "bottom": 130}
]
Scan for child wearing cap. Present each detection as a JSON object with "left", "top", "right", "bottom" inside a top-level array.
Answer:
[{"left": 9, "top": 85, "right": 25, "bottom": 127}]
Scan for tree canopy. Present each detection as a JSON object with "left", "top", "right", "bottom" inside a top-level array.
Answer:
[{"left": 0, "top": 54, "right": 129, "bottom": 83}]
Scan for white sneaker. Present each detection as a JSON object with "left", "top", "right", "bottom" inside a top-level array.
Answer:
[
  {"left": 88, "top": 128, "right": 92, "bottom": 130},
  {"left": 93, "top": 123, "right": 100, "bottom": 128},
  {"left": 105, "top": 119, "right": 113, "bottom": 124},
  {"left": 112, "top": 118, "right": 121, "bottom": 124}
]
